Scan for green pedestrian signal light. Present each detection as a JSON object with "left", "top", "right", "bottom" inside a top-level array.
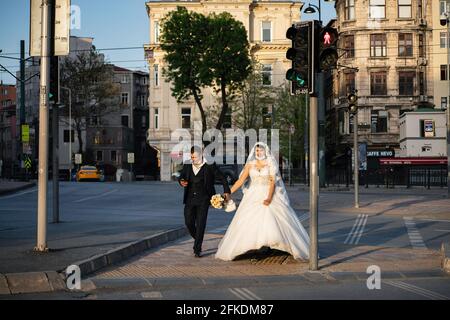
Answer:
[{"left": 285, "top": 22, "right": 314, "bottom": 94}]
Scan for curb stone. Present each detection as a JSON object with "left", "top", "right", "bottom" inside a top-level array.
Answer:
[
  {"left": 0, "top": 227, "right": 188, "bottom": 296},
  {"left": 442, "top": 243, "right": 450, "bottom": 273}
]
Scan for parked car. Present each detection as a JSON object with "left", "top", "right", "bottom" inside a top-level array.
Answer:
[{"left": 76, "top": 165, "right": 101, "bottom": 182}]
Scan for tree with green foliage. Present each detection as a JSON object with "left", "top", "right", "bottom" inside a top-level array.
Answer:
[
  {"left": 159, "top": 7, "right": 210, "bottom": 136},
  {"left": 203, "top": 12, "right": 252, "bottom": 130},
  {"left": 60, "top": 49, "right": 120, "bottom": 156},
  {"left": 273, "top": 86, "right": 307, "bottom": 169},
  {"left": 159, "top": 7, "right": 251, "bottom": 137}
]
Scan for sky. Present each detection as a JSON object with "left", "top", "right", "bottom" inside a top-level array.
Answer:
[{"left": 0, "top": 0, "right": 336, "bottom": 85}]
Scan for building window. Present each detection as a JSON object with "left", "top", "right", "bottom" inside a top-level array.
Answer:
[
  {"left": 370, "top": 34, "right": 387, "bottom": 57},
  {"left": 154, "top": 108, "right": 159, "bottom": 129},
  {"left": 181, "top": 108, "right": 191, "bottom": 129},
  {"left": 344, "top": 35, "right": 355, "bottom": 58},
  {"left": 122, "top": 115, "right": 129, "bottom": 127},
  {"left": 262, "top": 21, "right": 271, "bottom": 42},
  {"left": 96, "top": 151, "right": 103, "bottom": 162},
  {"left": 111, "top": 150, "right": 117, "bottom": 163},
  {"left": 441, "top": 33, "right": 446, "bottom": 49},
  {"left": 398, "top": 0, "right": 412, "bottom": 18},
  {"left": 345, "top": 72, "right": 355, "bottom": 95},
  {"left": 369, "top": 0, "right": 385, "bottom": 19},
  {"left": 418, "top": 0, "right": 423, "bottom": 18},
  {"left": 441, "top": 1, "right": 447, "bottom": 15},
  {"left": 441, "top": 97, "right": 448, "bottom": 109},
  {"left": 398, "top": 34, "right": 413, "bottom": 57},
  {"left": 418, "top": 34, "right": 424, "bottom": 57},
  {"left": 63, "top": 130, "right": 74, "bottom": 143},
  {"left": 371, "top": 110, "right": 388, "bottom": 133},
  {"left": 441, "top": 65, "right": 448, "bottom": 81},
  {"left": 371, "top": 72, "right": 387, "bottom": 96},
  {"left": 121, "top": 93, "right": 129, "bottom": 105},
  {"left": 419, "top": 72, "right": 425, "bottom": 95},
  {"left": 262, "top": 64, "right": 272, "bottom": 86},
  {"left": 398, "top": 72, "right": 415, "bottom": 96},
  {"left": 154, "top": 21, "right": 160, "bottom": 43},
  {"left": 154, "top": 64, "right": 159, "bottom": 86},
  {"left": 121, "top": 75, "right": 129, "bottom": 84},
  {"left": 345, "top": 0, "right": 355, "bottom": 20},
  {"left": 338, "top": 109, "right": 346, "bottom": 135}
]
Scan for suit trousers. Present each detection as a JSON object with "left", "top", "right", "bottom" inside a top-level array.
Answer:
[{"left": 184, "top": 197, "right": 210, "bottom": 253}]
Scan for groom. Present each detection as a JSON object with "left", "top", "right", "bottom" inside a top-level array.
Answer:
[{"left": 178, "top": 145, "right": 231, "bottom": 257}]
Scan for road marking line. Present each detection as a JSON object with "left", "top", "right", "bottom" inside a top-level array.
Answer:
[
  {"left": 434, "top": 229, "right": 450, "bottom": 232},
  {"left": 229, "top": 288, "right": 248, "bottom": 300},
  {"left": 0, "top": 188, "right": 38, "bottom": 199},
  {"left": 345, "top": 214, "right": 368, "bottom": 245},
  {"left": 417, "top": 219, "right": 450, "bottom": 223},
  {"left": 384, "top": 280, "right": 448, "bottom": 300},
  {"left": 73, "top": 189, "right": 118, "bottom": 203},
  {"left": 240, "top": 288, "right": 262, "bottom": 300},
  {"left": 344, "top": 214, "right": 363, "bottom": 244},
  {"left": 354, "top": 214, "right": 368, "bottom": 244},
  {"left": 403, "top": 217, "right": 427, "bottom": 249}
]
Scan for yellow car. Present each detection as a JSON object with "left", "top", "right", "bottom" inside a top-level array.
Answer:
[{"left": 76, "top": 166, "right": 101, "bottom": 182}]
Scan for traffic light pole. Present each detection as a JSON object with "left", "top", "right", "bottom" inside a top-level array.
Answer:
[
  {"left": 52, "top": 103, "right": 60, "bottom": 223},
  {"left": 35, "top": 0, "right": 52, "bottom": 252},
  {"left": 309, "top": 95, "right": 319, "bottom": 271},
  {"left": 354, "top": 112, "right": 360, "bottom": 208}
]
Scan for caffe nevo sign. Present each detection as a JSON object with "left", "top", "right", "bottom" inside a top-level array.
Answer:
[{"left": 367, "top": 150, "right": 395, "bottom": 157}]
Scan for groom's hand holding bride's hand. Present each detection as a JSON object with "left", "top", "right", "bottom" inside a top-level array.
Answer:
[
  {"left": 224, "top": 193, "right": 231, "bottom": 202},
  {"left": 180, "top": 179, "right": 188, "bottom": 187}
]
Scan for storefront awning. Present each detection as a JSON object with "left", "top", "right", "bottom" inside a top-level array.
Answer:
[{"left": 379, "top": 157, "right": 447, "bottom": 165}]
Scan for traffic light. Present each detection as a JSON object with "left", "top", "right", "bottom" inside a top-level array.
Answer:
[
  {"left": 286, "top": 22, "right": 312, "bottom": 93},
  {"left": 318, "top": 25, "right": 339, "bottom": 72},
  {"left": 348, "top": 90, "right": 358, "bottom": 114},
  {"left": 49, "top": 56, "right": 60, "bottom": 104}
]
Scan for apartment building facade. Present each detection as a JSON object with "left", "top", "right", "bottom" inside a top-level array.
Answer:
[
  {"left": 145, "top": 0, "right": 303, "bottom": 181},
  {"left": 331, "top": 0, "right": 434, "bottom": 168}
]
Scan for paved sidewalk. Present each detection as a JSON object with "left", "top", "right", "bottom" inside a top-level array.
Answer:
[
  {"left": 91, "top": 232, "right": 441, "bottom": 285},
  {"left": 287, "top": 185, "right": 450, "bottom": 220}
]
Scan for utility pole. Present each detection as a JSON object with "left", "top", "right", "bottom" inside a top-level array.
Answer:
[
  {"left": 348, "top": 91, "right": 359, "bottom": 208},
  {"left": 52, "top": 103, "right": 59, "bottom": 223},
  {"left": 35, "top": 0, "right": 53, "bottom": 252},
  {"left": 309, "top": 93, "right": 319, "bottom": 271},
  {"left": 353, "top": 112, "right": 359, "bottom": 208}
]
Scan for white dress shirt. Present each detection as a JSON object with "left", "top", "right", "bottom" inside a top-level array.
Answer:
[{"left": 192, "top": 160, "right": 206, "bottom": 176}]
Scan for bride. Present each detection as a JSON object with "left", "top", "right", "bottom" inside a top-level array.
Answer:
[{"left": 215, "top": 142, "right": 310, "bottom": 261}]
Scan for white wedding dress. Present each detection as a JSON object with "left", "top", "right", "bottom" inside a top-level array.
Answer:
[{"left": 215, "top": 163, "right": 310, "bottom": 261}]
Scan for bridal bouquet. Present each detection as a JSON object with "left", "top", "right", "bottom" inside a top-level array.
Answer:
[
  {"left": 210, "top": 194, "right": 236, "bottom": 212},
  {"left": 210, "top": 194, "right": 224, "bottom": 209}
]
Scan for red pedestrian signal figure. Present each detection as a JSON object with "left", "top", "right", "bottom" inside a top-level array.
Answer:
[{"left": 324, "top": 32, "right": 331, "bottom": 45}]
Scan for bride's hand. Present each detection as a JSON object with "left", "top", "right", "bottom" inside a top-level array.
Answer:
[{"left": 263, "top": 198, "right": 272, "bottom": 206}]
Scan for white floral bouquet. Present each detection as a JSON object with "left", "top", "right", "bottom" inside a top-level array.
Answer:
[
  {"left": 210, "top": 194, "right": 236, "bottom": 212},
  {"left": 210, "top": 194, "right": 225, "bottom": 209}
]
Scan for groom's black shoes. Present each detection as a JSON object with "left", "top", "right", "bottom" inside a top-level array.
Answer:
[{"left": 194, "top": 251, "right": 202, "bottom": 258}]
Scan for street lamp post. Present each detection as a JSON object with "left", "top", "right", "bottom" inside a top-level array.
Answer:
[
  {"left": 441, "top": 8, "right": 450, "bottom": 198},
  {"left": 447, "top": 10, "right": 450, "bottom": 198},
  {"left": 61, "top": 86, "right": 72, "bottom": 181}
]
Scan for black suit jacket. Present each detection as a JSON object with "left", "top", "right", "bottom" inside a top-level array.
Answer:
[{"left": 178, "top": 163, "right": 231, "bottom": 205}]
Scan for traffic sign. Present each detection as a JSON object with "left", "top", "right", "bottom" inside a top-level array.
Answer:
[
  {"left": 22, "top": 125, "right": 30, "bottom": 142},
  {"left": 30, "top": 0, "right": 71, "bottom": 57},
  {"left": 24, "top": 156, "right": 32, "bottom": 169},
  {"left": 75, "top": 153, "right": 82, "bottom": 164},
  {"left": 128, "top": 153, "right": 135, "bottom": 164}
]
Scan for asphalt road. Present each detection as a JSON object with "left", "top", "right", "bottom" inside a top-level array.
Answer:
[{"left": 1, "top": 181, "right": 449, "bottom": 300}]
